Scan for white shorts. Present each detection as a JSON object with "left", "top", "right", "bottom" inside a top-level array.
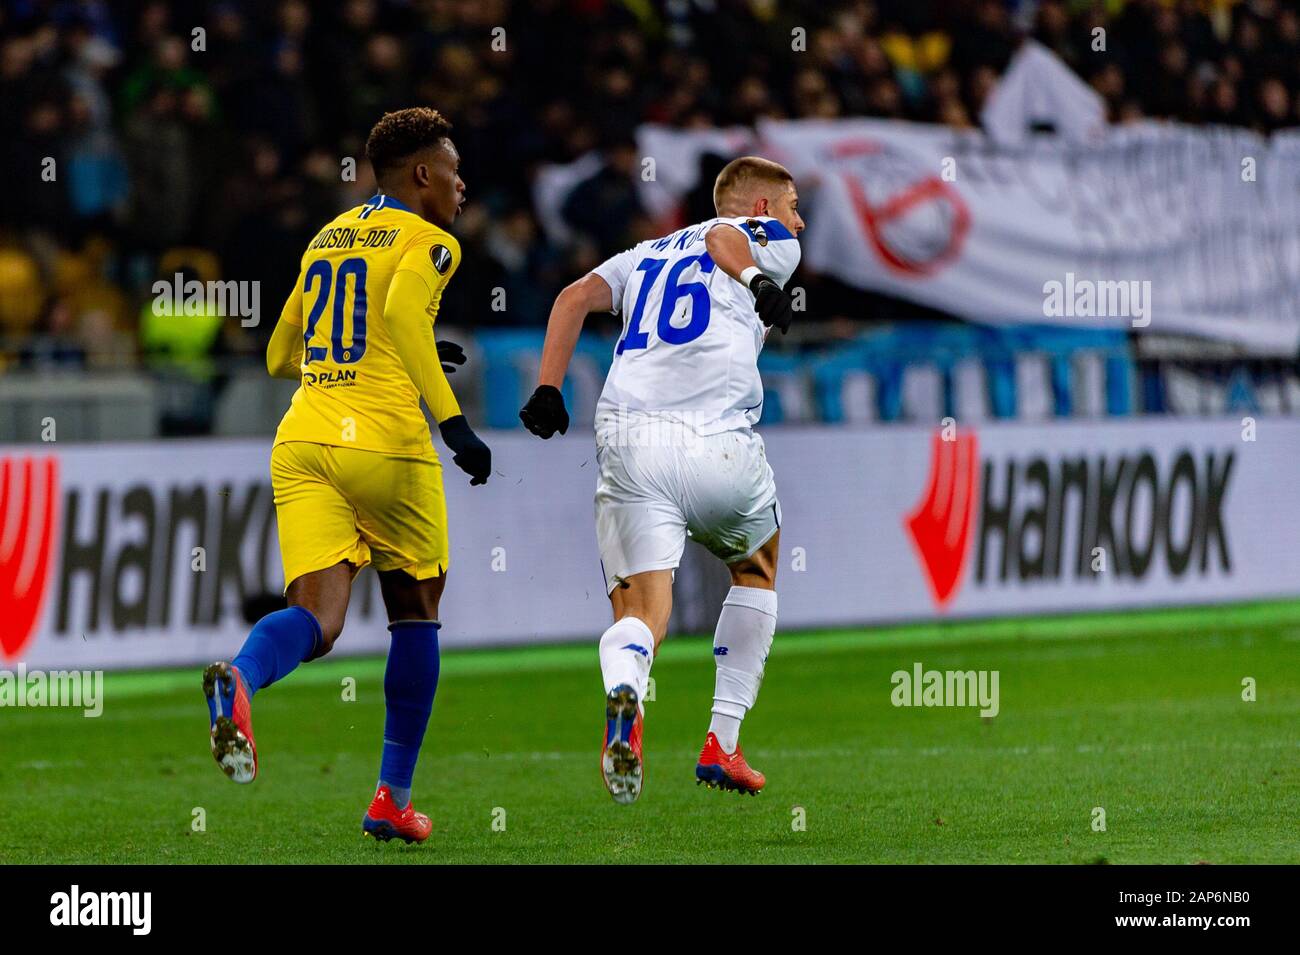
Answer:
[{"left": 594, "top": 427, "right": 781, "bottom": 594}]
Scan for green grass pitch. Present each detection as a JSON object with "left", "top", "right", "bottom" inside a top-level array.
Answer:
[{"left": 2, "top": 602, "right": 1297, "bottom": 864}]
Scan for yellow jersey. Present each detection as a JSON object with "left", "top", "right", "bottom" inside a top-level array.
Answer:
[{"left": 270, "top": 193, "right": 462, "bottom": 455}]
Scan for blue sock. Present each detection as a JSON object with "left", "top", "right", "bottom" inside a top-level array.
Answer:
[
  {"left": 232, "top": 606, "right": 323, "bottom": 698},
  {"left": 378, "top": 620, "right": 441, "bottom": 809}
]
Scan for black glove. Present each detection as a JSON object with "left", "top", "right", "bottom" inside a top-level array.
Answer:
[
  {"left": 436, "top": 339, "right": 466, "bottom": 374},
  {"left": 438, "top": 415, "right": 491, "bottom": 485},
  {"left": 750, "top": 273, "right": 794, "bottom": 334},
  {"left": 519, "top": 384, "right": 569, "bottom": 439}
]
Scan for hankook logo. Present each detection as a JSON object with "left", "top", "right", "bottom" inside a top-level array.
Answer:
[{"left": 904, "top": 429, "right": 1234, "bottom": 609}]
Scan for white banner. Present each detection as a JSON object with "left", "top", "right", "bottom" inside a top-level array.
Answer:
[
  {"left": 764, "top": 119, "right": 1300, "bottom": 353},
  {"left": 3, "top": 419, "right": 1298, "bottom": 670},
  {"left": 612, "top": 120, "right": 1300, "bottom": 354}
]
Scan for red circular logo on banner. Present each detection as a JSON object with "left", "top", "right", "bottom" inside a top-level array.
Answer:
[{"left": 831, "top": 139, "right": 970, "bottom": 277}]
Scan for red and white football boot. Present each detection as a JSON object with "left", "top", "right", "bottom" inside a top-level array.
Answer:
[
  {"left": 202, "top": 661, "right": 258, "bottom": 783},
  {"left": 696, "top": 732, "right": 765, "bottom": 795},
  {"left": 362, "top": 785, "right": 433, "bottom": 844},
  {"left": 601, "top": 684, "right": 644, "bottom": 804}
]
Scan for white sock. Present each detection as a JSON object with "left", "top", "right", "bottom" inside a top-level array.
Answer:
[
  {"left": 598, "top": 616, "right": 655, "bottom": 703},
  {"left": 709, "top": 586, "right": 777, "bottom": 752}
]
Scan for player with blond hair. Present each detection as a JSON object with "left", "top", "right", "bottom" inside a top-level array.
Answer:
[{"left": 520, "top": 156, "right": 804, "bottom": 803}]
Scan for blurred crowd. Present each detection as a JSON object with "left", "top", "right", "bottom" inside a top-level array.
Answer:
[{"left": 0, "top": 0, "right": 1293, "bottom": 383}]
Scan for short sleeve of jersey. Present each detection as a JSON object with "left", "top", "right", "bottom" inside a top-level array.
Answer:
[
  {"left": 720, "top": 216, "right": 802, "bottom": 288},
  {"left": 591, "top": 247, "right": 640, "bottom": 314},
  {"left": 396, "top": 230, "right": 462, "bottom": 297}
]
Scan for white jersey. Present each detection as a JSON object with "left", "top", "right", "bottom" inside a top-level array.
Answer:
[{"left": 592, "top": 216, "right": 801, "bottom": 439}]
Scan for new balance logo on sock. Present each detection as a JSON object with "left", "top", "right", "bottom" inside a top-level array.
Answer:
[
  {"left": 621, "top": 643, "right": 649, "bottom": 658},
  {"left": 714, "top": 647, "right": 728, "bottom": 656}
]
